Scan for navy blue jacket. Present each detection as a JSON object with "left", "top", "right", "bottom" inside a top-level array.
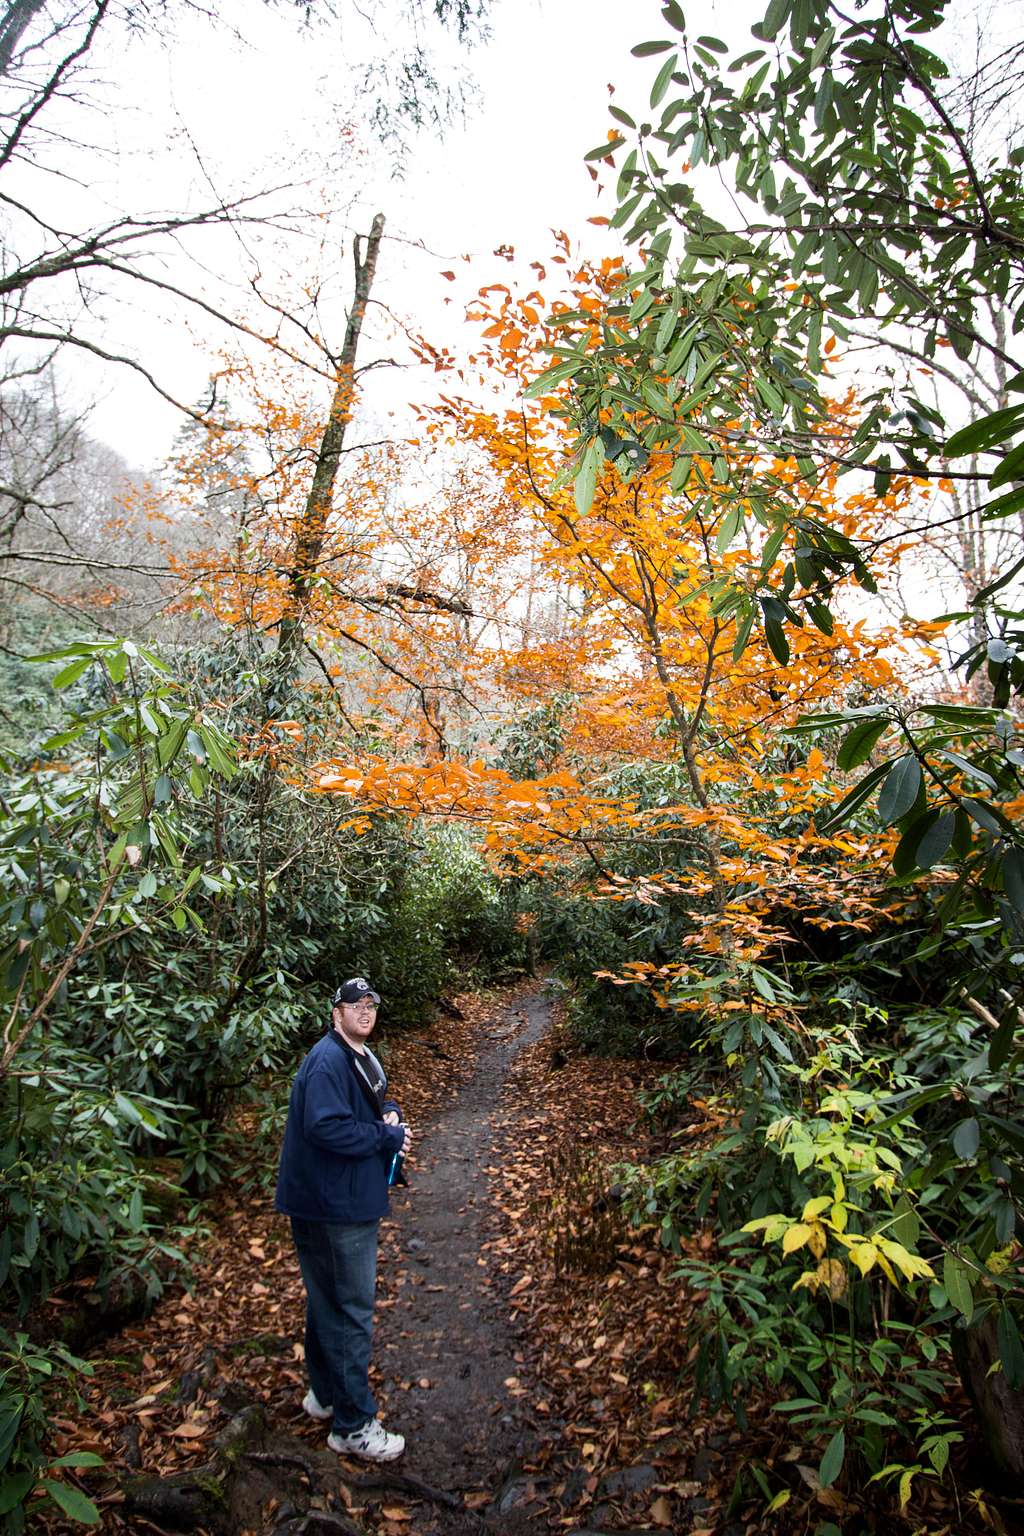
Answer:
[{"left": 275, "top": 1029, "right": 405, "bottom": 1223}]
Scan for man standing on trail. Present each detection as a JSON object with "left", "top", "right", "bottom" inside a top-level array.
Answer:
[{"left": 275, "top": 977, "right": 412, "bottom": 1461}]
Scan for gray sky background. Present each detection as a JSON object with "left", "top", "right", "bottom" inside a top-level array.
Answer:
[
  {"left": 63, "top": 0, "right": 767, "bottom": 465},
  {"left": 50, "top": 0, "right": 1006, "bottom": 489}
]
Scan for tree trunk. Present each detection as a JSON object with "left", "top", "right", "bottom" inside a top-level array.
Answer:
[
  {"left": 951, "top": 1312, "right": 1024, "bottom": 1483},
  {"left": 274, "top": 212, "right": 385, "bottom": 693},
  {"left": 0, "top": 1, "right": 49, "bottom": 78}
]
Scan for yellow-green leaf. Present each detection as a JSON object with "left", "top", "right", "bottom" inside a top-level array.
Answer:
[
  {"left": 802, "top": 1195, "right": 831, "bottom": 1221},
  {"left": 849, "top": 1242, "right": 877, "bottom": 1276}
]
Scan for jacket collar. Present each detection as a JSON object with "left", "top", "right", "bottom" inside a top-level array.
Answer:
[{"left": 327, "top": 1025, "right": 364, "bottom": 1060}]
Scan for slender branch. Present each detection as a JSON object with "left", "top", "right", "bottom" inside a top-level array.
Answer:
[
  {"left": 0, "top": 0, "right": 109, "bottom": 175},
  {"left": 1, "top": 844, "right": 117, "bottom": 1077}
]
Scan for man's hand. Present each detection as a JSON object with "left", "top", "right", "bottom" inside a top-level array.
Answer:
[{"left": 384, "top": 1111, "right": 413, "bottom": 1155}]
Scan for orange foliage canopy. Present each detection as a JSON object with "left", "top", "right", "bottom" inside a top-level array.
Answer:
[{"left": 167, "top": 242, "right": 956, "bottom": 1000}]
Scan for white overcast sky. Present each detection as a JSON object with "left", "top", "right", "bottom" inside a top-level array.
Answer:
[
  {"left": 55, "top": 0, "right": 1003, "bottom": 476},
  {"left": 67, "top": 0, "right": 768, "bottom": 466}
]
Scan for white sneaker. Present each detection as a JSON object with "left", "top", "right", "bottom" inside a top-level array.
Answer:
[
  {"left": 302, "top": 1390, "right": 332, "bottom": 1420},
  {"left": 328, "top": 1419, "right": 405, "bottom": 1461}
]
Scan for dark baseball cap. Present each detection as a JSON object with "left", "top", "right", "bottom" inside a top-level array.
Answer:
[{"left": 332, "top": 977, "right": 381, "bottom": 1007}]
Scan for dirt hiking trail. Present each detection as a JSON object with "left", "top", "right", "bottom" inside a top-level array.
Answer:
[{"left": 372, "top": 987, "right": 554, "bottom": 1533}]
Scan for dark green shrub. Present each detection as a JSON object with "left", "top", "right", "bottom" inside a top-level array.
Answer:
[{"left": 0, "top": 1330, "right": 103, "bottom": 1529}]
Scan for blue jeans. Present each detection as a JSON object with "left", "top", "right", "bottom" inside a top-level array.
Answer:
[{"left": 290, "top": 1217, "right": 379, "bottom": 1433}]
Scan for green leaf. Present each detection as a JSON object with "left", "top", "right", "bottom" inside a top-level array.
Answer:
[
  {"left": 837, "top": 716, "right": 889, "bottom": 772},
  {"left": 49, "top": 1454, "right": 105, "bottom": 1470},
  {"left": 574, "top": 436, "right": 604, "bottom": 516},
  {"left": 878, "top": 754, "right": 922, "bottom": 824},
  {"left": 40, "top": 723, "right": 88, "bottom": 750},
  {"left": 650, "top": 52, "right": 679, "bottom": 109},
  {"left": 632, "top": 39, "right": 674, "bottom": 56},
  {"left": 893, "top": 808, "right": 940, "bottom": 878},
  {"left": 0, "top": 1400, "right": 22, "bottom": 1474},
  {"left": 105, "top": 647, "right": 128, "bottom": 684},
  {"left": 128, "top": 1187, "right": 144, "bottom": 1232},
  {"left": 965, "top": 797, "right": 1008, "bottom": 835},
  {"left": 522, "top": 359, "right": 584, "bottom": 399},
  {"left": 952, "top": 1117, "right": 980, "bottom": 1161},
  {"left": 811, "top": 23, "right": 835, "bottom": 66},
  {"left": 819, "top": 1426, "right": 845, "bottom": 1488},
  {"left": 995, "top": 1199, "right": 1016, "bottom": 1245},
  {"left": 40, "top": 1480, "right": 101, "bottom": 1525},
  {"left": 52, "top": 655, "right": 97, "bottom": 690},
  {"left": 27, "top": 642, "right": 109, "bottom": 663},
  {"left": 997, "top": 1305, "right": 1024, "bottom": 1390},
  {"left": 199, "top": 727, "right": 237, "bottom": 781},
  {"left": 980, "top": 490, "right": 1024, "bottom": 534},
  {"left": 23, "top": 1211, "right": 39, "bottom": 1261},
  {"left": 989, "top": 1009, "right": 1018, "bottom": 1071},
  {"left": 806, "top": 599, "right": 834, "bottom": 636},
  {"left": 0, "top": 1472, "right": 34, "bottom": 1515},
  {"left": 114, "top": 1092, "right": 143, "bottom": 1127},
  {"left": 664, "top": 319, "right": 700, "bottom": 375},
  {"left": 945, "top": 402, "right": 1024, "bottom": 458},
  {"left": 0, "top": 1227, "right": 11, "bottom": 1290},
  {"left": 916, "top": 812, "right": 955, "bottom": 869},
  {"left": 764, "top": 616, "right": 789, "bottom": 665},
  {"left": 584, "top": 135, "right": 626, "bottom": 161},
  {"left": 716, "top": 507, "right": 742, "bottom": 553},
  {"left": 923, "top": 705, "right": 1001, "bottom": 725},
  {"left": 1003, "top": 847, "right": 1024, "bottom": 913},
  {"left": 937, "top": 749, "right": 997, "bottom": 790},
  {"left": 750, "top": 966, "right": 776, "bottom": 1002},
  {"left": 678, "top": 422, "right": 713, "bottom": 455},
  {"left": 732, "top": 605, "right": 755, "bottom": 661},
  {"left": 758, "top": 527, "right": 786, "bottom": 574},
  {"left": 814, "top": 72, "right": 834, "bottom": 131},
  {"left": 927, "top": 1437, "right": 950, "bottom": 1476},
  {"left": 990, "top": 438, "right": 1024, "bottom": 490},
  {"left": 890, "top": 1196, "right": 920, "bottom": 1248},
  {"left": 819, "top": 760, "right": 892, "bottom": 831},
  {"left": 758, "top": 0, "right": 791, "bottom": 40},
  {"left": 943, "top": 1252, "right": 974, "bottom": 1321}
]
